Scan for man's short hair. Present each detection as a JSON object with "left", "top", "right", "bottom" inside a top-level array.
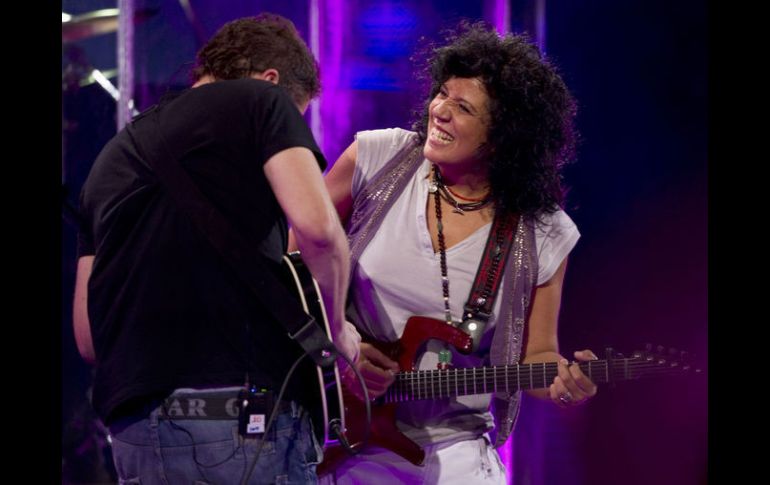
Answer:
[{"left": 192, "top": 13, "right": 320, "bottom": 106}]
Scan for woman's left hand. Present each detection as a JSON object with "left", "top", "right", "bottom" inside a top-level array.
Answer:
[{"left": 548, "top": 349, "right": 599, "bottom": 407}]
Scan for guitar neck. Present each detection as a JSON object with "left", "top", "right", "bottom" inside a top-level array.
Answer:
[{"left": 383, "top": 358, "right": 685, "bottom": 403}]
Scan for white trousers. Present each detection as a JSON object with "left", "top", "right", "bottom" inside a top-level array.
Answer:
[{"left": 319, "top": 435, "right": 507, "bottom": 485}]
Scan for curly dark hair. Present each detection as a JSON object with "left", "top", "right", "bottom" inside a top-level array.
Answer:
[
  {"left": 413, "top": 22, "right": 578, "bottom": 219},
  {"left": 191, "top": 13, "right": 320, "bottom": 106}
]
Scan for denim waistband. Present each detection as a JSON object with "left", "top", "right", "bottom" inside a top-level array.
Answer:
[
  {"left": 159, "top": 387, "right": 293, "bottom": 420},
  {"left": 108, "top": 386, "right": 295, "bottom": 425}
]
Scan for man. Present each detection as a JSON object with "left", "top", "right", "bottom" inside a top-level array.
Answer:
[{"left": 73, "top": 14, "right": 359, "bottom": 484}]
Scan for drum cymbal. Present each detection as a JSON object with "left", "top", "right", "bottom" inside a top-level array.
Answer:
[
  {"left": 62, "top": 9, "right": 119, "bottom": 43},
  {"left": 62, "top": 8, "right": 156, "bottom": 43}
]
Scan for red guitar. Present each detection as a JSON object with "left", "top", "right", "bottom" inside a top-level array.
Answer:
[
  {"left": 317, "top": 316, "right": 701, "bottom": 477},
  {"left": 280, "top": 253, "right": 700, "bottom": 477}
]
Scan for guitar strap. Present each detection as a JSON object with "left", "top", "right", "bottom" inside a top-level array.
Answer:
[
  {"left": 458, "top": 211, "right": 520, "bottom": 352},
  {"left": 125, "top": 103, "right": 337, "bottom": 370}
]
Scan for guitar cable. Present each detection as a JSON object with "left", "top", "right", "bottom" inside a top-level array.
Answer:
[{"left": 240, "top": 348, "right": 371, "bottom": 485}]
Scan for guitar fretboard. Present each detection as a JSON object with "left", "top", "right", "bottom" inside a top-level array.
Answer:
[{"left": 383, "top": 358, "right": 695, "bottom": 403}]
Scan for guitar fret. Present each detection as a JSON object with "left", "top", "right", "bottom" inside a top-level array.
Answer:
[
  {"left": 529, "top": 364, "right": 533, "bottom": 390},
  {"left": 408, "top": 373, "right": 412, "bottom": 401},
  {"left": 444, "top": 369, "right": 447, "bottom": 397},
  {"left": 464, "top": 368, "right": 468, "bottom": 396},
  {"left": 392, "top": 376, "right": 397, "bottom": 403},
  {"left": 438, "top": 369, "right": 449, "bottom": 397},
  {"left": 482, "top": 367, "right": 487, "bottom": 393},
  {"left": 455, "top": 368, "right": 459, "bottom": 397},
  {"left": 588, "top": 360, "right": 593, "bottom": 381},
  {"left": 493, "top": 366, "right": 497, "bottom": 393},
  {"left": 623, "top": 358, "right": 629, "bottom": 380},
  {"left": 542, "top": 362, "right": 546, "bottom": 388},
  {"left": 505, "top": 365, "right": 509, "bottom": 393},
  {"left": 473, "top": 368, "right": 477, "bottom": 395},
  {"left": 437, "top": 369, "right": 441, "bottom": 398},
  {"left": 443, "top": 369, "right": 447, "bottom": 397},
  {"left": 445, "top": 368, "right": 449, "bottom": 397},
  {"left": 516, "top": 364, "right": 520, "bottom": 392}
]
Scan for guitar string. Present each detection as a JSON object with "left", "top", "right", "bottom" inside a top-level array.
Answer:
[
  {"left": 389, "top": 361, "right": 692, "bottom": 381},
  {"left": 384, "top": 361, "right": 696, "bottom": 401}
]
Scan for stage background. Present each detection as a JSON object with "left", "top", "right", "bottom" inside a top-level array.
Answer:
[{"left": 61, "top": 1, "right": 707, "bottom": 483}]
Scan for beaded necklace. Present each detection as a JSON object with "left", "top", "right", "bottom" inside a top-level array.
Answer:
[{"left": 430, "top": 167, "right": 492, "bottom": 214}]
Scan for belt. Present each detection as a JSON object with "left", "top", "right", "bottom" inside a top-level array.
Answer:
[{"left": 158, "top": 391, "right": 293, "bottom": 420}]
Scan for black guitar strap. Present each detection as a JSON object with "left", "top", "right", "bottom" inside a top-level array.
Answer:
[
  {"left": 457, "top": 210, "right": 520, "bottom": 352},
  {"left": 126, "top": 104, "right": 337, "bottom": 369}
]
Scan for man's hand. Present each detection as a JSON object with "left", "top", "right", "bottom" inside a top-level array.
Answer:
[{"left": 341, "top": 343, "right": 399, "bottom": 401}]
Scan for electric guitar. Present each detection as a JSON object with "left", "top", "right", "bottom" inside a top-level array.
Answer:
[{"left": 281, "top": 254, "right": 702, "bottom": 476}]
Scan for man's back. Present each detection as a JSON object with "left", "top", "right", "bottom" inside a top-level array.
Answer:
[{"left": 79, "top": 79, "right": 325, "bottom": 425}]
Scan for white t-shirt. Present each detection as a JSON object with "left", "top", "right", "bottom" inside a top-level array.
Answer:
[{"left": 350, "top": 128, "right": 580, "bottom": 445}]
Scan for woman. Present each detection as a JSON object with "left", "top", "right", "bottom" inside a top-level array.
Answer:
[{"left": 322, "top": 22, "right": 597, "bottom": 484}]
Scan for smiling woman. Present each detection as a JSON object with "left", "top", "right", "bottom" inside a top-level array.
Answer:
[
  {"left": 424, "top": 77, "right": 491, "bottom": 187},
  {"left": 317, "top": 20, "right": 592, "bottom": 485}
]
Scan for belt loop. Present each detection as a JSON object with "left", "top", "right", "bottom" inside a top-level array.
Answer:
[{"left": 149, "top": 403, "right": 161, "bottom": 429}]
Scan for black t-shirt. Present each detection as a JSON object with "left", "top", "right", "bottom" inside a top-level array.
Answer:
[{"left": 78, "top": 79, "right": 327, "bottom": 423}]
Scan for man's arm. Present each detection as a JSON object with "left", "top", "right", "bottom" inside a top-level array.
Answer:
[
  {"left": 288, "top": 141, "right": 398, "bottom": 399},
  {"left": 264, "top": 146, "right": 359, "bottom": 362},
  {"left": 287, "top": 140, "right": 357, "bottom": 253},
  {"left": 73, "top": 255, "right": 96, "bottom": 364}
]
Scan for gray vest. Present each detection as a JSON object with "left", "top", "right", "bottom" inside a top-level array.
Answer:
[{"left": 345, "top": 132, "right": 538, "bottom": 447}]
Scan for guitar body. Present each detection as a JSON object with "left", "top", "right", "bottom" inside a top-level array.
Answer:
[{"left": 317, "top": 316, "right": 473, "bottom": 476}]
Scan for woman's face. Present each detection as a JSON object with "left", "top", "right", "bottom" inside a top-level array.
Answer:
[{"left": 423, "top": 76, "right": 491, "bottom": 172}]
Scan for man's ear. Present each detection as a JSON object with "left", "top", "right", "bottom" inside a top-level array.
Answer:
[{"left": 256, "top": 68, "right": 280, "bottom": 85}]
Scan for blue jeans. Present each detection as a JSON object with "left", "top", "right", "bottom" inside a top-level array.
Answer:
[{"left": 108, "top": 390, "right": 321, "bottom": 484}]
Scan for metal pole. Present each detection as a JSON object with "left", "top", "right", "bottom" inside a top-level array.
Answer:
[
  {"left": 492, "top": 0, "right": 511, "bottom": 34},
  {"left": 309, "top": 0, "right": 323, "bottom": 154},
  {"left": 117, "top": 0, "right": 135, "bottom": 130}
]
